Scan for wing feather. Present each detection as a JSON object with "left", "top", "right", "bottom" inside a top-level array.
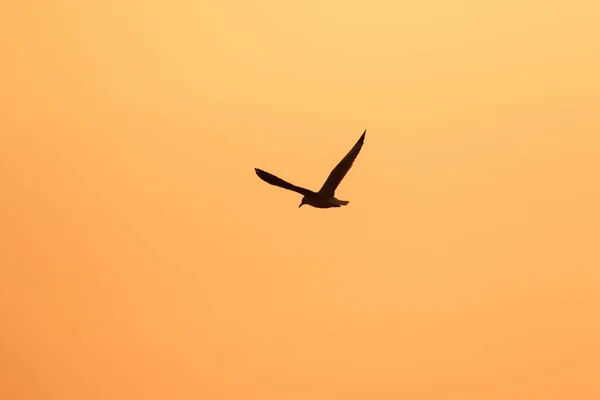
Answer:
[
  {"left": 318, "top": 130, "right": 366, "bottom": 196},
  {"left": 255, "top": 168, "right": 314, "bottom": 197}
]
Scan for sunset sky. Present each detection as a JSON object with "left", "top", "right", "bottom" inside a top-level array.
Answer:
[{"left": 1, "top": 1, "right": 599, "bottom": 399}]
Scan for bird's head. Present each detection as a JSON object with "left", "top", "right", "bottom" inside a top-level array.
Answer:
[{"left": 299, "top": 197, "right": 306, "bottom": 208}]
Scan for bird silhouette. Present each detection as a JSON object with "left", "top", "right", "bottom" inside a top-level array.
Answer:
[{"left": 255, "top": 130, "right": 366, "bottom": 208}]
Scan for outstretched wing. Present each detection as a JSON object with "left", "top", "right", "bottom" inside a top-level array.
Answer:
[
  {"left": 255, "top": 168, "right": 314, "bottom": 197},
  {"left": 318, "top": 130, "right": 366, "bottom": 197}
]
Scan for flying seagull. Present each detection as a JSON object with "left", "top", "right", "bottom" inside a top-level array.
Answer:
[{"left": 255, "top": 130, "right": 366, "bottom": 208}]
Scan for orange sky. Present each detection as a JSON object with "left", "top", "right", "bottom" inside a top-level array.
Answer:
[{"left": 1, "top": 1, "right": 599, "bottom": 399}]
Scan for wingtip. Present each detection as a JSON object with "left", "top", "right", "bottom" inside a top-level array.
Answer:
[{"left": 255, "top": 168, "right": 268, "bottom": 179}]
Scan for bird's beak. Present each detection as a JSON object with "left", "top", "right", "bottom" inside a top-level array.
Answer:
[{"left": 298, "top": 203, "right": 303, "bottom": 208}]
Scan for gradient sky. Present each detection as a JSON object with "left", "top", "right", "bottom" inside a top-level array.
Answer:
[{"left": 2, "top": 1, "right": 600, "bottom": 399}]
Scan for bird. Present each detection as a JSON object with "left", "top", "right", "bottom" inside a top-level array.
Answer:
[{"left": 255, "top": 130, "right": 366, "bottom": 208}]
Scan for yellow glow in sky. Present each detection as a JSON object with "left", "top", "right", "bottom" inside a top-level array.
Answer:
[{"left": 1, "top": 1, "right": 599, "bottom": 399}]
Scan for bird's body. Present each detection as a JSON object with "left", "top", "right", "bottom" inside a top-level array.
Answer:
[
  {"left": 255, "top": 130, "right": 366, "bottom": 208},
  {"left": 302, "top": 193, "right": 349, "bottom": 208}
]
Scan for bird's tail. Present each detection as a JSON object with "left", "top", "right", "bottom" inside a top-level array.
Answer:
[{"left": 337, "top": 200, "right": 349, "bottom": 206}]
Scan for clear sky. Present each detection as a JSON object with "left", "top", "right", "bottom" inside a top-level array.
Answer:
[{"left": 1, "top": 1, "right": 599, "bottom": 399}]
